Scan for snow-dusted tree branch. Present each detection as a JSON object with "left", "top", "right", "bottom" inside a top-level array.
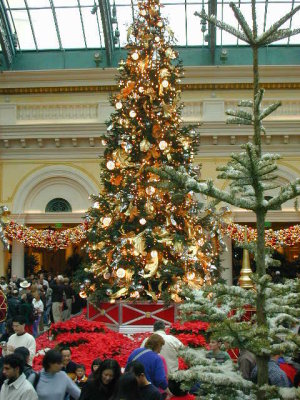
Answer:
[{"left": 153, "top": 1, "right": 300, "bottom": 399}]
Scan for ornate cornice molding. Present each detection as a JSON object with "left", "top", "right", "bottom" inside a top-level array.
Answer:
[
  {"left": 0, "top": 85, "right": 116, "bottom": 95},
  {"left": 1, "top": 65, "right": 300, "bottom": 94},
  {"left": 2, "top": 81, "right": 300, "bottom": 95}
]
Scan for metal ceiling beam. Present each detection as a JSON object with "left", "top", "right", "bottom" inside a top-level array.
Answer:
[
  {"left": 208, "top": 0, "right": 217, "bottom": 64},
  {"left": 98, "top": 0, "right": 114, "bottom": 66},
  {"left": 0, "top": 0, "right": 16, "bottom": 68}
]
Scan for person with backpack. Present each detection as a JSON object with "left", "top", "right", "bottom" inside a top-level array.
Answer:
[
  {"left": 28, "top": 349, "right": 81, "bottom": 400},
  {"left": 126, "top": 334, "right": 172, "bottom": 398},
  {"left": 14, "top": 346, "right": 35, "bottom": 379}
]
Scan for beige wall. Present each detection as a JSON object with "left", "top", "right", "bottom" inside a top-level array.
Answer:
[
  {"left": 0, "top": 160, "right": 100, "bottom": 211},
  {"left": 1, "top": 66, "right": 300, "bottom": 279}
]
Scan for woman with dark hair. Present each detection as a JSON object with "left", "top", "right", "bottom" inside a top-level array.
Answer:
[
  {"left": 28, "top": 349, "right": 80, "bottom": 400},
  {"left": 111, "top": 372, "right": 141, "bottom": 400},
  {"left": 79, "top": 359, "right": 121, "bottom": 400},
  {"left": 19, "top": 293, "right": 34, "bottom": 334},
  {"left": 88, "top": 358, "right": 102, "bottom": 379}
]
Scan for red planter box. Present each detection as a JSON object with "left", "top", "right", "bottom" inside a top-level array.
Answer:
[{"left": 87, "top": 301, "right": 178, "bottom": 333}]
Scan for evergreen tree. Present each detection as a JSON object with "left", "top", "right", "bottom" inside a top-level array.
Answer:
[
  {"left": 153, "top": 1, "right": 300, "bottom": 399},
  {"left": 83, "top": 0, "right": 220, "bottom": 303}
]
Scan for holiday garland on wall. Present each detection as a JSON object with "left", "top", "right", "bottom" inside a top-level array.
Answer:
[
  {"left": 1, "top": 209, "right": 300, "bottom": 250},
  {"left": 4, "top": 221, "right": 87, "bottom": 250}
]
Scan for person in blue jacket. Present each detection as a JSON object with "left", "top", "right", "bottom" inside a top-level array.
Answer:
[{"left": 126, "top": 333, "right": 173, "bottom": 398}]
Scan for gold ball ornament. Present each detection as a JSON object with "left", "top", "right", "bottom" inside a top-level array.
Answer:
[
  {"left": 115, "top": 101, "right": 122, "bottom": 110},
  {"left": 161, "top": 80, "right": 169, "bottom": 88},
  {"left": 129, "top": 110, "right": 137, "bottom": 118},
  {"left": 140, "top": 139, "right": 151, "bottom": 152},
  {"left": 159, "top": 140, "right": 168, "bottom": 150},
  {"left": 157, "top": 21, "right": 163, "bottom": 28},
  {"left": 116, "top": 268, "right": 126, "bottom": 278},
  {"left": 103, "top": 272, "right": 111, "bottom": 280},
  {"left": 186, "top": 271, "right": 195, "bottom": 280},
  {"left": 130, "top": 291, "right": 140, "bottom": 298},
  {"left": 138, "top": 86, "right": 144, "bottom": 93},
  {"left": 106, "top": 160, "right": 115, "bottom": 170},
  {"left": 145, "top": 186, "right": 155, "bottom": 195},
  {"left": 131, "top": 51, "right": 139, "bottom": 60},
  {"left": 102, "top": 217, "right": 112, "bottom": 227},
  {"left": 79, "top": 291, "right": 87, "bottom": 299},
  {"left": 139, "top": 218, "right": 147, "bottom": 225},
  {"left": 165, "top": 47, "right": 176, "bottom": 59}
]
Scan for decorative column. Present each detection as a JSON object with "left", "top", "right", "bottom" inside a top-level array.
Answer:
[
  {"left": 11, "top": 239, "right": 25, "bottom": 278},
  {"left": 0, "top": 242, "right": 5, "bottom": 277},
  {"left": 220, "top": 236, "right": 233, "bottom": 285}
]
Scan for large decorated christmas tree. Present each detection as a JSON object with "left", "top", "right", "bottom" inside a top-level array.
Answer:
[{"left": 83, "top": 0, "right": 220, "bottom": 302}]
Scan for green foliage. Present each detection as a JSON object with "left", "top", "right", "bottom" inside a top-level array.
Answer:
[{"left": 24, "top": 253, "right": 39, "bottom": 276}]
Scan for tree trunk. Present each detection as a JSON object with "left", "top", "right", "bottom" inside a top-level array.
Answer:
[{"left": 251, "top": 2, "right": 269, "bottom": 394}]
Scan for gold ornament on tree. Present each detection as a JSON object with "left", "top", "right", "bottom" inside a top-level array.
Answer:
[
  {"left": 140, "top": 139, "right": 151, "bottom": 152},
  {"left": 144, "top": 250, "right": 159, "bottom": 278}
]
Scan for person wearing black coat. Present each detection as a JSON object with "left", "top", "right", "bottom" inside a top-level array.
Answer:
[{"left": 79, "top": 359, "right": 121, "bottom": 400}]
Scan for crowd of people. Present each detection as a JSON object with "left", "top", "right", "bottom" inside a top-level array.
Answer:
[
  {"left": 0, "top": 275, "right": 299, "bottom": 399},
  {"left": 0, "top": 273, "right": 81, "bottom": 338}
]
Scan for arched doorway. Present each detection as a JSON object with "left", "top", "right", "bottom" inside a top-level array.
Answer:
[{"left": 10, "top": 165, "right": 99, "bottom": 277}]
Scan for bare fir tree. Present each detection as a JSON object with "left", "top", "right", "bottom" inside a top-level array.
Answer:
[{"left": 153, "top": 1, "right": 300, "bottom": 399}]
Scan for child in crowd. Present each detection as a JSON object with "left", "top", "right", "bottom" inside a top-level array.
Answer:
[{"left": 75, "top": 364, "right": 88, "bottom": 389}]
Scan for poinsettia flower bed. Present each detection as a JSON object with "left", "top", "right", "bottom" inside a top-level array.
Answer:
[
  {"left": 175, "top": 333, "right": 208, "bottom": 348},
  {"left": 34, "top": 313, "right": 209, "bottom": 373},
  {"left": 169, "top": 321, "right": 209, "bottom": 335},
  {"left": 51, "top": 318, "right": 108, "bottom": 338}
]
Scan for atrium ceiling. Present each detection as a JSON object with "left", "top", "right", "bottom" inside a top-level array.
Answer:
[{"left": 0, "top": 0, "right": 300, "bottom": 70}]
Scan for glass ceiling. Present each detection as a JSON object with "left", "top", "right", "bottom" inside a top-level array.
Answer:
[{"left": 2, "top": 0, "right": 300, "bottom": 52}]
